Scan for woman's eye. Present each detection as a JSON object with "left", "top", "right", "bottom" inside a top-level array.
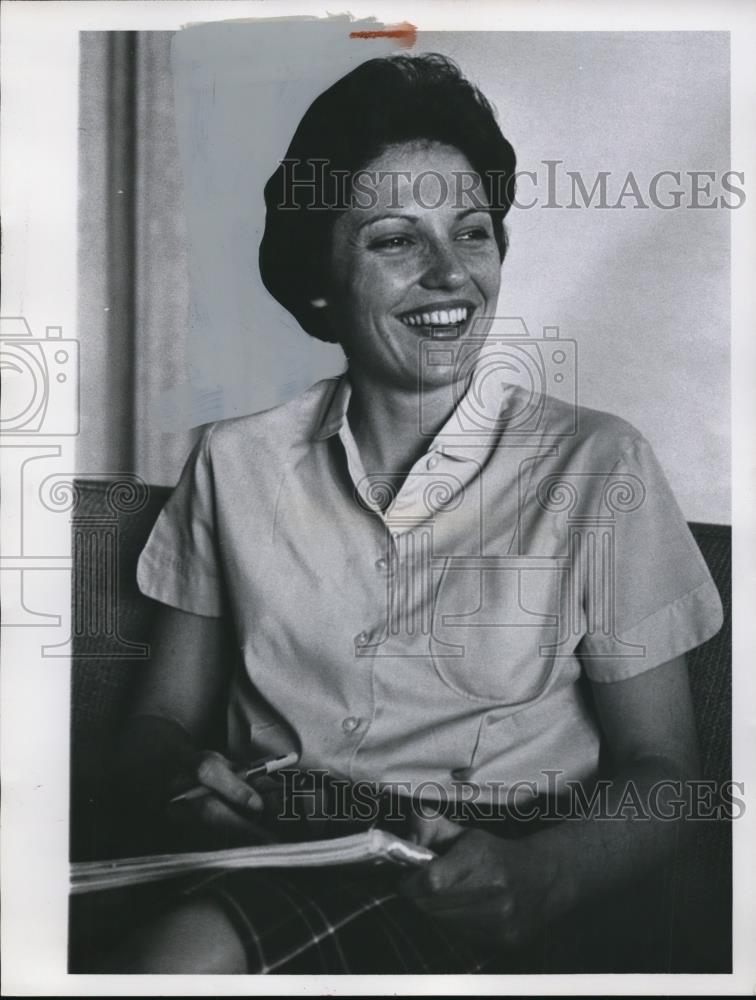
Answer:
[
  {"left": 371, "top": 235, "right": 413, "bottom": 251},
  {"left": 456, "top": 227, "right": 492, "bottom": 242}
]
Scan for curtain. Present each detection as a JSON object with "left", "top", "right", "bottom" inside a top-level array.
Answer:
[{"left": 78, "top": 31, "right": 196, "bottom": 487}]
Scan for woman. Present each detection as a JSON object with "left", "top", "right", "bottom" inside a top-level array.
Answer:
[{"left": 106, "top": 54, "right": 723, "bottom": 973}]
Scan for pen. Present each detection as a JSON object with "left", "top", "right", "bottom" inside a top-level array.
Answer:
[{"left": 169, "top": 751, "right": 299, "bottom": 804}]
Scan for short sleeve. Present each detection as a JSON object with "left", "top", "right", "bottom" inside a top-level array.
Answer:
[
  {"left": 578, "top": 434, "right": 724, "bottom": 682},
  {"left": 136, "top": 425, "right": 225, "bottom": 617}
]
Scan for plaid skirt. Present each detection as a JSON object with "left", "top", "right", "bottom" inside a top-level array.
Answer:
[
  {"left": 69, "top": 848, "right": 677, "bottom": 974},
  {"left": 176, "top": 862, "right": 497, "bottom": 974}
]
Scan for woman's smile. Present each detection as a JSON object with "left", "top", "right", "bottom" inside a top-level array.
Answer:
[{"left": 397, "top": 301, "right": 472, "bottom": 329}]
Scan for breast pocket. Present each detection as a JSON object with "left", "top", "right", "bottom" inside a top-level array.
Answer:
[{"left": 429, "top": 558, "right": 566, "bottom": 703}]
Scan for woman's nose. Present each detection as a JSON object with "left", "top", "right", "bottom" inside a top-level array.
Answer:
[{"left": 419, "top": 240, "right": 467, "bottom": 290}]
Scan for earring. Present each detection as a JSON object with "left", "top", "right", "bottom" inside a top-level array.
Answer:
[{"left": 310, "top": 297, "right": 328, "bottom": 309}]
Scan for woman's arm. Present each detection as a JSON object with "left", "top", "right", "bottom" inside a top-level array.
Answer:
[
  {"left": 552, "top": 652, "right": 700, "bottom": 901},
  {"left": 113, "top": 603, "right": 270, "bottom": 848},
  {"left": 401, "top": 654, "right": 701, "bottom": 948},
  {"left": 131, "top": 603, "right": 233, "bottom": 734},
  {"left": 115, "top": 603, "right": 230, "bottom": 798}
]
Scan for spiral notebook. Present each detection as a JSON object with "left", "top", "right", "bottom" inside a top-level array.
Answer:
[{"left": 70, "top": 829, "right": 435, "bottom": 894}]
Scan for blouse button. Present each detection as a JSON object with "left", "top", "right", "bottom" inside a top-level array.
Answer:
[
  {"left": 342, "top": 717, "right": 361, "bottom": 733},
  {"left": 451, "top": 767, "right": 473, "bottom": 781},
  {"left": 355, "top": 631, "right": 369, "bottom": 646},
  {"left": 426, "top": 454, "right": 439, "bottom": 471},
  {"left": 375, "top": 558, "right": 388, "bottom": 571}
]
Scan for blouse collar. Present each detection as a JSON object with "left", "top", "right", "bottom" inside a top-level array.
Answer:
[{"left": 312, "top": 367, "right": 528, "bottom": 460}]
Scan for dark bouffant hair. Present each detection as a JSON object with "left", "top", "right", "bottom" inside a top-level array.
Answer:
[{"left": 259, "top": 54, "right": 517, "bottom": 343}]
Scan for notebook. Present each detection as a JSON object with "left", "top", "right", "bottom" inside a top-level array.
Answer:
[{"left": 70, "top": 828, "right": 435, "bottom": 894}]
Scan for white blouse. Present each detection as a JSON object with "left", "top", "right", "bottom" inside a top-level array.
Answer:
[{"left": 137, "top": 373, "right": 723, "bottom": 805}]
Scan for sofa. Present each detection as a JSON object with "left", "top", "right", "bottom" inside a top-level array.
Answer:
[{"left": 69, "top": 478, "right": 732, "bottom": 972}]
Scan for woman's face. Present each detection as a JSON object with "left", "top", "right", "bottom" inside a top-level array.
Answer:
[{"left": 321, "top": 141, "right": 503, "bottom": 390}]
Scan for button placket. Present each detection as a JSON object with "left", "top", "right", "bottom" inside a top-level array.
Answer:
[
  {"left": 375, "top": 537, "right": 396, "bottom": 574},
  {"left": 372, "top": 525, "right": 398, "bottom": 579}
]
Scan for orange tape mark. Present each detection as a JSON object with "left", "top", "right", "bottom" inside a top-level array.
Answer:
[{"left": 349, "top": 21, "right": 417, "bottom": 48}]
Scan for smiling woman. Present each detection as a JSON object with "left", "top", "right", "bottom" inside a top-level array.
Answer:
[{"left": 96, "top": 53, "right": 725, "bottom": 974}]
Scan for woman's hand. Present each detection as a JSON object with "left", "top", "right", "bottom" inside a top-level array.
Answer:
[
  {"left": 400, "top": 828, "right": 567, "bottom": 951},
  {"left": 165, "top": 750, "right": 281, "bottom": 848},
  {"left": 406, "top": 808, "right": 465, "bottom": 849}
]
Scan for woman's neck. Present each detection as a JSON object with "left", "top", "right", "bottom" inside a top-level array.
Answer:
[{"left": 345, "top": 368, "right": 458, "bottom": 476}]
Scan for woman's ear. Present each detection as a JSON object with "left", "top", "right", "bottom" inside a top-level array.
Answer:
[{"left": 308, "top": 293, "right": 340, "bottom": 344}]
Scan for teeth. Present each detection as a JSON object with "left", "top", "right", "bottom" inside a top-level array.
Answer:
[{"left": 400, "top": 306, "right": 469, "bottom": 328}]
